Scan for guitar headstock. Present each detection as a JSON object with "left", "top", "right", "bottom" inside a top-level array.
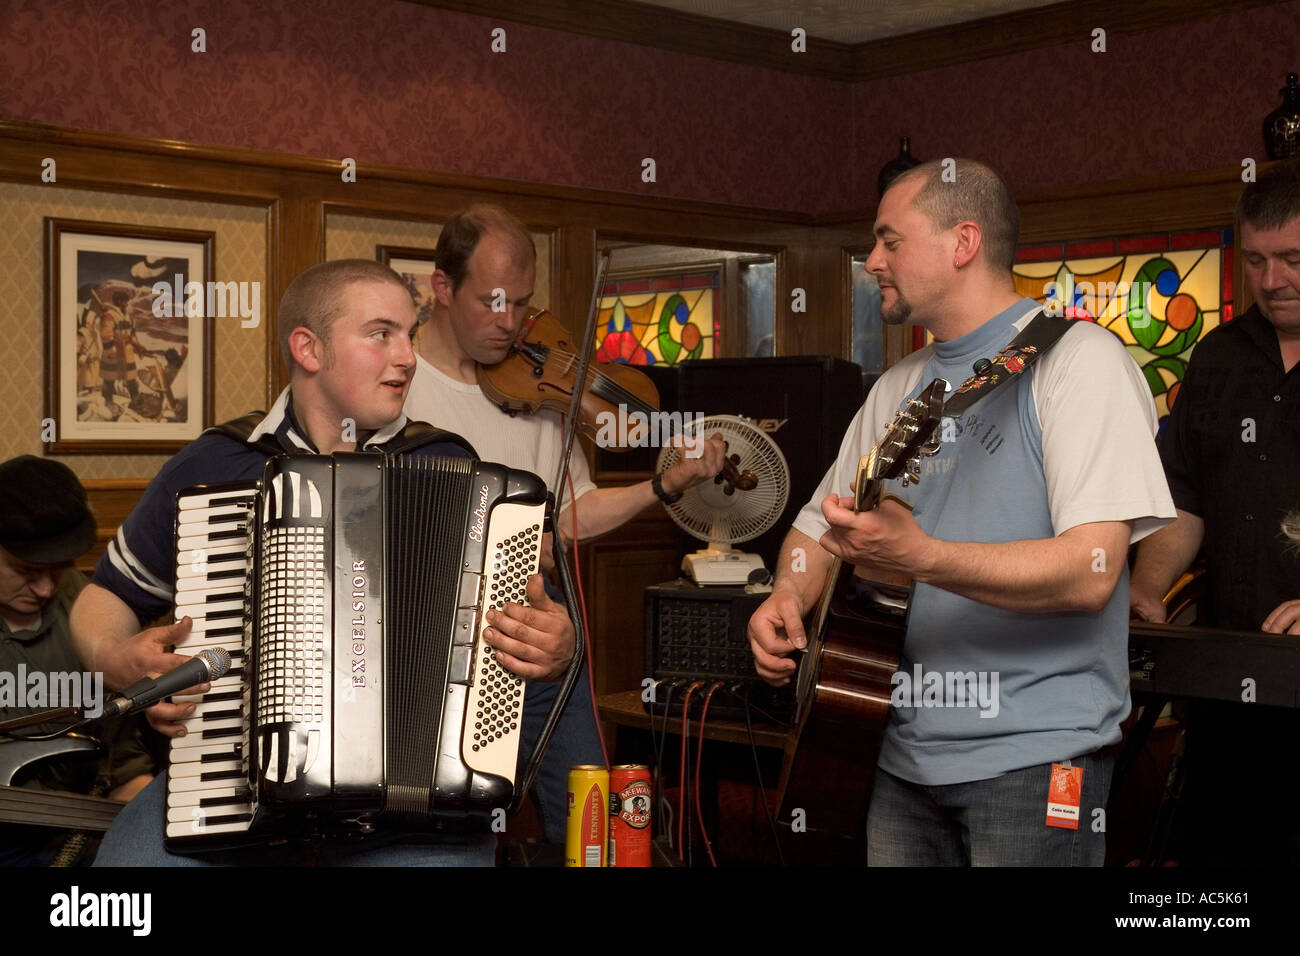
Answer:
[{"left": 854, "top": 378, "right": 947, "bottom": 511}]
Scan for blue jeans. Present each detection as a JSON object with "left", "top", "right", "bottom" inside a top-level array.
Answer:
[
  {"left": 518, "top": 660, "right": 604, "bottom": 845},
  {"left": 866, "top": 750, "right": 1114, "bottom": 866}
]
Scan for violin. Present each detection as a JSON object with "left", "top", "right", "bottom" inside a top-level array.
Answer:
[
  {"left": 476, "top": 308, "right": 660, "bottom": 444},
  {"left": 476, "top": 307, "right": 757, "bottom": 489}
]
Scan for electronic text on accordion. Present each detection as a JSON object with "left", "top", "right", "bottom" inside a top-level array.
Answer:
[{"left": 165, "top": 452, "right": 551, "bottom": 848}]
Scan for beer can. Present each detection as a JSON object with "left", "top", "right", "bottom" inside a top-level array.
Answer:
[
  {"left": 608, "top": 764, "right": 653, "bottom": 867},
  {"left": 566, "top": 765, "right": 608, "bottom": 867}
]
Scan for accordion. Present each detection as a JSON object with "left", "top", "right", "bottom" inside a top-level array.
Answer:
[{"left": 163, "top": 452, "right": 571, "bottom": 849}]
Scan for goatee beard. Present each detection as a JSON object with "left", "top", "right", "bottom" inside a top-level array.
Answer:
[{"left": 881, "top": 296, "right": 911, "bottom": 326}]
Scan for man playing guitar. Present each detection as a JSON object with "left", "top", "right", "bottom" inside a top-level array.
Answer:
[{"left": 749, "top": 159, "right": 1174, "bottom": 866}]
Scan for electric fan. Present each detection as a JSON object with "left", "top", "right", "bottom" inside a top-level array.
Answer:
[{"left": 655, "top": 415, "right": 790, "bottom": 585}]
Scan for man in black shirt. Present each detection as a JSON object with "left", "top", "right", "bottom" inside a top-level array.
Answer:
[
  {"left": 1, "top": 456, "right": 154, "bottom": 865},
  {"left": 1131, "top": 158, "right": 1300, "bottom": 864}
]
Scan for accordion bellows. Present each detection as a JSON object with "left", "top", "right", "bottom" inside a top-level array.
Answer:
[{"left": 165, "top": 453, "right": 547, "bottom": 849}]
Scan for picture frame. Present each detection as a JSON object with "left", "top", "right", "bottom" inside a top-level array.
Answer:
[
  {"left": 376, "top": 244, "right": 438, "bottom": 326},
  {"left": 45, "top": 218, "right": 215, "bottom": 453}
]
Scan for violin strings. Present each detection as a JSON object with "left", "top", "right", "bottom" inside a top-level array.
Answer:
[{"left": 545, "top": 346, "right": 656, "bottom": 413}]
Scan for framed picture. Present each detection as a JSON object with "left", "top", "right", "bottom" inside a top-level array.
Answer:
[
  {"left": 377, "top": 245, "right": 438, "bottom": 326},
  {"left": 45, "top": 219, "right": 215, "bottom": 453}
]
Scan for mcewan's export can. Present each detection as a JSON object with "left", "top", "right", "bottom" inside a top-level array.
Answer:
[
  {"left": 608, "top": 764, "right": 653, "bottom": 867},
  {"left": 566, "top": 766, "right": 608, "bottom": 867}
]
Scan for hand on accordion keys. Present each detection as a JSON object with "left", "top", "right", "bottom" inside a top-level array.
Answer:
[
  {"left": 481, "top": 572, "right": 576, "bottom": 682},
  {"left": 96, "top": 614, "right": 211, "bottom": 739}
]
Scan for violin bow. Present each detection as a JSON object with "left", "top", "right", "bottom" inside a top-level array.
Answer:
[{"left": 551, "top": 249, "right": 611, "bottom": 499}]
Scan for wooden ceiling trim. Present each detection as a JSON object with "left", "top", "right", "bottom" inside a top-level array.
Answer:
[{"left": 398, "top": 0, "right": 1287, "bottom": 81}]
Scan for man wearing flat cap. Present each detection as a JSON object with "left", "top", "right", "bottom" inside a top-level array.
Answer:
[{"left": 0, "top": 455, "right": 154, "bottom": 866}]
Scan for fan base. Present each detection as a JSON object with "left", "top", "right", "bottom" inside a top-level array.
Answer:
[{"left": 682, "top": 549, "right": 768, "bottom": 586}]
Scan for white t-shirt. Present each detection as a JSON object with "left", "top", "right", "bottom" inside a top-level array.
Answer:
[
  {"left": 404, "top": 355, "right": 596, "bottom": 511},
  {"left": 792, "top": 300, "right": 1176, "bottom": 785},
  {"left": 794, "top": 302, "right": 1174, "bottom": 545}
]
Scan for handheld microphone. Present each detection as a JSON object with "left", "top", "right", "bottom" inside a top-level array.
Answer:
[{"left": 102, "top": 647, "right": 232, "bottom": 717}]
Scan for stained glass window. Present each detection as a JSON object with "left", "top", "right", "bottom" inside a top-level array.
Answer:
[
  {"left": 1012, "top": 229, "right": 1233, "bottom": 427},
  {"left": 595, "top": 273, "right": 718, "bottom": 365}
]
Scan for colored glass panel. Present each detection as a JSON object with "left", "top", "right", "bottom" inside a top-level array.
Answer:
[
  {"left": 1012, "top": 228, "right": 1231, "bottom": 428},
  {"left": 595, "top": 273, "right": 718, "bottom": 365}
]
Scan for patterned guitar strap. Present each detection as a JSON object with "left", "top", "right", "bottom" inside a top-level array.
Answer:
[
  {"left": 937, "top": 309, "right": 1074, "bottom": 420},
  {"left": 863, "top": 309, "right": 1075, "bottom": 601}
]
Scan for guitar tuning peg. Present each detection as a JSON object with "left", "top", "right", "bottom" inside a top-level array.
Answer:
[{"left": 900, "top": 457, "right": 922, "bottom": 486}]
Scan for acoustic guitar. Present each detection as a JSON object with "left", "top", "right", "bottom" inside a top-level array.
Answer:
[{"left": 777, "top": 379, "right": 946, "bottom": 855}]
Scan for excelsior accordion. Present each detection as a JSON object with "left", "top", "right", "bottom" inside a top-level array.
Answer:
[{"left": 163, "top": 452, "right": 557, "bottom": 849}]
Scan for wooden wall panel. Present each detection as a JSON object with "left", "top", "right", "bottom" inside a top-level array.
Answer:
[
  {"left": 0, "top": 121, "right": 835, "bottom": 705},
  {"left": 4, "top": 118, "right": 1258, "bottom": 718},
  {"left": 79, "top": 480, "right": 148, "bottom": 575},
  {"left": 579, "top": 511, "right": 681, "bottom": 697}
]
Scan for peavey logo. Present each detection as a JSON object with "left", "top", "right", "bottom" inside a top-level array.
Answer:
[
  {"left": 468, "top": 484, "right": 489, "bottom": 542},
  {"left": 50, "top": 886, "right": 151, "bottom": 936}
]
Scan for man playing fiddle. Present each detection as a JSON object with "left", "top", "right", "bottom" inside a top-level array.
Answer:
[{"left": 406, "top": 203, "right": 726, "bottom": 844}]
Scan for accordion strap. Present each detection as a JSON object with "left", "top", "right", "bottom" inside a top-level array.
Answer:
[
  {"left": 207, "top": 412, "right": 281, "bottom": 456},
  {"left": 383, "top": 421, "right": 479, "bottom": 459},
  {"left": 207, "top": 413, "right": 479, "bottom": 459}
]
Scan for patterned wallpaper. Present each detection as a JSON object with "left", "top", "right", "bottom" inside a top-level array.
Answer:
[
  {"left": 6, "top": 0, "right": 1298, "bottom": 216},
  {"left": 326, "top": 213, "right": 553, "bottom": 310},
  {"left": 851, "top": 1, "right": 1300, "bottom": 199},
  {"left": 0, "top": 184, "right": 267, "bottom": 480},
  {"left": 1, "top": 0, "right": 852, "bottom": 214}
]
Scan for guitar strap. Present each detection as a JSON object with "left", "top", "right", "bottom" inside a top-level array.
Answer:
[
  {"left": 850, "top": 310, "right": 1075, "bottom": 602},
  {"left": 938, "top": 309, "right": 1074, "bottom": 419}
]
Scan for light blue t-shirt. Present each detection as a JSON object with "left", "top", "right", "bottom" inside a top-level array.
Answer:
[{"left": 793, "top": 298, "right": 1174, "bottom": 785}]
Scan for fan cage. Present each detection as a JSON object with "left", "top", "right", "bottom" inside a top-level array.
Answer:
[{"left": 655, "top": 415, "right": 790, "bottom": 545}]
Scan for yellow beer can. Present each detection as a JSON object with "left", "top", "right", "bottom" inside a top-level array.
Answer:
[{"left": 566, "top": 765, "right": 609, "bottom": 867}]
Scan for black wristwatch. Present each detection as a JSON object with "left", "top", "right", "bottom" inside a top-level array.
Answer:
[{"left": 651, "top": 472, "right": 682, "bottom": 505}]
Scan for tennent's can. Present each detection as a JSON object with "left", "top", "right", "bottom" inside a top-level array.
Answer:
[
  {"left": 566, "top": 765, "right": 608, "bottom": 867},
  {"left": 608, "top": 764, "right": 653, "bottom": 867}
]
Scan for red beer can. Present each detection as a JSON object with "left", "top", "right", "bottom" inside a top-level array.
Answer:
[
  {"left": 566, "top": 766, "right": 608, "bottom": 867},
  {"left": 608, "top": 764, "right": 653, "bottom": 867}
]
